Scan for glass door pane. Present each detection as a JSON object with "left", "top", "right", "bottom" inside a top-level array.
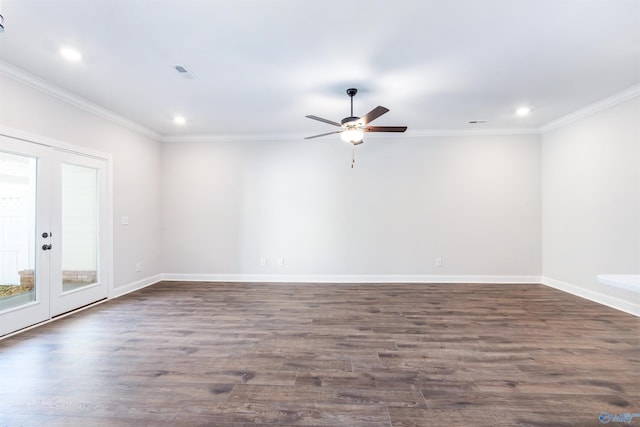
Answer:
[
  {"left": 0, "top": 152, "right": 37, "bottom": 312},
  {"left": 61, "top": 163, "right": 98, "bottom": 293}
]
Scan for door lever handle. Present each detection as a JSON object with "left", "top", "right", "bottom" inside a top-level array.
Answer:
[{"left": 42, "top": 244, "right": 52, "bottom": 251}]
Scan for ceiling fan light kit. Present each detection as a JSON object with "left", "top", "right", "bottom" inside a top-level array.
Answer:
[{"left": 341, "top": 129, "right": 364, "bottom": 144}]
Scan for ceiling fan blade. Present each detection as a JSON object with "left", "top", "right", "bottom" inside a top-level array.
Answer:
[
  {"left": 363, "top": 126, "right": 408, "bottom": 133},
  {"left": 305, "top": 115, "right": 341, "bottom": 127},
  {"left": 305, "top": 130, "right": 344, "bottom": 140},
  {"left": 360, "top": 106, "right": 389, "bottom": 125}
]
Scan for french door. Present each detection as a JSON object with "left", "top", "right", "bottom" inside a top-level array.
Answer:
[{"left": 0, "top": 134, "right": 109, "bottom": 336}]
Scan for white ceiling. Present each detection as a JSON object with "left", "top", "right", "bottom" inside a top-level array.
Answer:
[{"left": 0, "top": 0, "right": 639, "bottom": 139}]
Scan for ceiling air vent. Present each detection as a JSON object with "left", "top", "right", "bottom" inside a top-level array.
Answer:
[{"left": 174, "top": 65, "right": 194, "bottom": 79}]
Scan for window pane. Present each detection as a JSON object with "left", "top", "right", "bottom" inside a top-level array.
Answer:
[
  {"left": 61, "top": 164, "right": 98, "bottom": 293},
  {"left": 0, "top": 152, "right": 37, "bottom": 311}
]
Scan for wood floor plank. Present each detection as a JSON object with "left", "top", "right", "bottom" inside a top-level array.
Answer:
[{"left": 1, "top": 282, "right": 638, "bottom": 426}]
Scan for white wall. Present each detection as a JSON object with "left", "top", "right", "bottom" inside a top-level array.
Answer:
[
  {"left": 161, "top": 133, "right": 541, "bottom": 281},
  {"left": 0, "top": 73, "right": 163, "bottom": 292},
  {"left": 542, "top": 96, "right": 640, "bottom": 314}
]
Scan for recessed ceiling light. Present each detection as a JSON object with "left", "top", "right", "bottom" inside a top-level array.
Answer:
[
  {"left": 516, "top": 107, "right": 531, "bottom": 117},
  {"left": 173, "top": 116, "right": 186, "bottom": 125},
  {"left": 60, "top": 47, "right": 82, "bottom": 62}
]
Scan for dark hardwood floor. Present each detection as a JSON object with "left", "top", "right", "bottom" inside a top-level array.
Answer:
[{"left": 1, "top": 282, "right": 638, "bottom": 426}]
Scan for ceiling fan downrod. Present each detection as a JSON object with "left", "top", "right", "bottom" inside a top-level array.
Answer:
[{"left": 346, "top": 88, "right": 357, "bottom": 117}]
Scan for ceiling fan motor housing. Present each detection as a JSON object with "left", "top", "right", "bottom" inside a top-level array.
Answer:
[{"left": 341, "top": 116, "right": 360, "bottom": 126}]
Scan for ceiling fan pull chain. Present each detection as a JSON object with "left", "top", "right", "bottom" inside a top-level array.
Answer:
[{"left": 351, "top": 146, "right": 355, "bottom": 168}]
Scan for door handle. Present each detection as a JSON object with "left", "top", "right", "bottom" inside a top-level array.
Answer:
[{"left": 42, "top": 244, "right": 52, "bottom": 251}]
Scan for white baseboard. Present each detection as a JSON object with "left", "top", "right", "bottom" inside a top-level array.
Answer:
[
  {"left": 160, "top": 273, "right": 541, "bottom": 284},
  {"left": 541, "top": 276, "right": 640, "bottom": 317},
  {"left": 111, "top": 274, "right": 163, "bottom": 298}
]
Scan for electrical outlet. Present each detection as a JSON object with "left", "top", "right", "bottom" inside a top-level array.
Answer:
[
  {"left": 435, "top": 258, "right": 442, "bottom": 267},
  {"left": 278, "top": 257, "right": 285, "bottom": 267},
  {"left": 260, "top": 258, "right": 267, "bottom": 267},
  {"left": 136, "top": 262, "right": 142, "bottom": 272}
]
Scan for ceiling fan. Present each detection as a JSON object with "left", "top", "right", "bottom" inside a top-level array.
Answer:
[{"left": 305, "top": 88, "right": 407, "bottom": 145}]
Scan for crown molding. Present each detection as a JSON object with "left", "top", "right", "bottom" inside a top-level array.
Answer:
[
  {"left": 540, "top": 84, "right": 640, "bottom": 133},
  {"left": 0, "top": 60, "right": 160, "bottom": 140},
  {"left": 160, "top": 127, "right": 541, "bottom": 143}
]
